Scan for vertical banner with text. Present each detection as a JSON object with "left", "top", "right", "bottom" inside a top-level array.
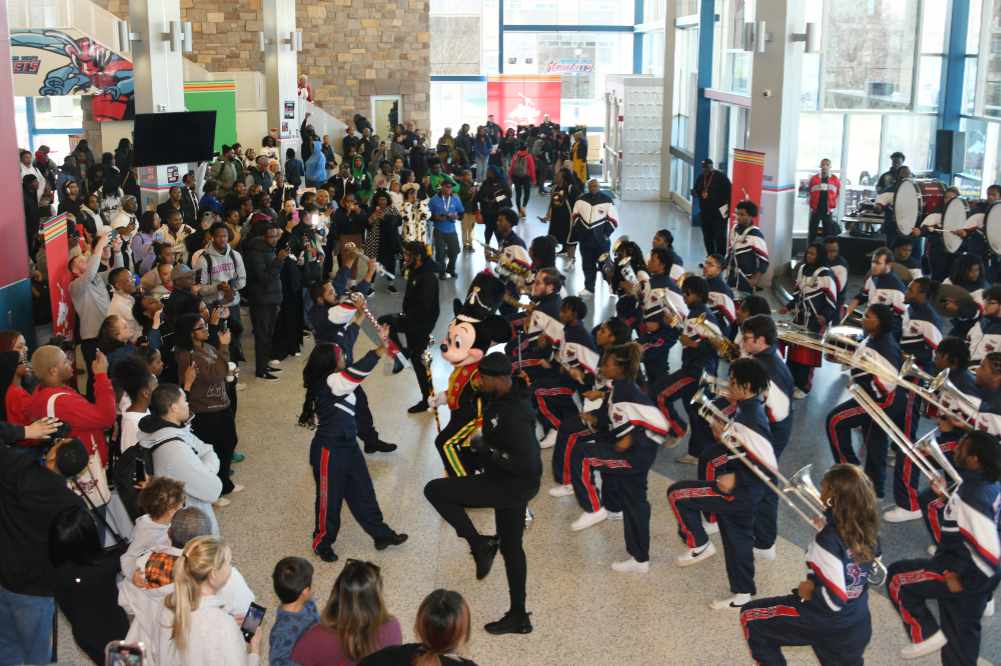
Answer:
[
  {"left": 729, "top": 149, "right": 766, "bottom": 236},
  {"left": 42, "top": 214, "right": 75, "bottom": 340}
]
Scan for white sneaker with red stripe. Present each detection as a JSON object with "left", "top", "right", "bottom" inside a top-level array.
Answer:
[
  {"left": 611, "top": 558, "right": 649, "bottom": 573},
  {"left": 571, "top": 508, "right": 608, "bottom": 531},
  {"left": 900, "top": 630, "right": 947, "bottom": 659},
  {"left": 884, "top": 507, "right": 922, "bottom": 523},
  {"left": 675, "top": 542, "right": 716, "bottom": 567}
]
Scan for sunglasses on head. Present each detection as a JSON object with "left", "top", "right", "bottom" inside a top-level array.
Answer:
[{"left": 344, "top": 559, "right": 380, "bottom": 574}]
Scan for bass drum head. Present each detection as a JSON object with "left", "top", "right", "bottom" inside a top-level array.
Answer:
[
  {"left": 942, "top": 197, "right": 970, "bottom": 253},
  {"left": 893, "top": 179, "right": 921, "bottom": 235},
  {"left": 987, "top": 201, "right": 1001, "bottom": 254}
]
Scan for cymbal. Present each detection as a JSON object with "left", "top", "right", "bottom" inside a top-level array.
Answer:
[
  {"left": 891, "top": 262, "right": 916, "bottom": 283},
  {"left": 934, "top": 283, "right": 979, "bottom": 319}
]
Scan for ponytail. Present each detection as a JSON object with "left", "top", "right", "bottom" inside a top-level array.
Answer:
[
  {"left": 605, "top": 342, "right": 643, "bottom": 381},
  {"left": 165, "top": 535, "right": 231, "bottom": 653}
]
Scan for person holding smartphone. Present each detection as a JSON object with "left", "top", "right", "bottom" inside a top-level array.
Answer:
[{"left": 150, "top": 535, "right": 262, "bottom": 665}]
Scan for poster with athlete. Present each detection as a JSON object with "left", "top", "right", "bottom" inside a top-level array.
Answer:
[{"left": 42, "top": 214, "right": 75, "bottom": 340}]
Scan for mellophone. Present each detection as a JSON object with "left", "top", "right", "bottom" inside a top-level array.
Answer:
[{"left": 891, "top": 177, "right": 1001, "bottom": 254}]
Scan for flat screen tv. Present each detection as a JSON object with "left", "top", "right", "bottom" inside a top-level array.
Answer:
[{"left": 133, "top": 111, "right": 217, "bottom": 167}]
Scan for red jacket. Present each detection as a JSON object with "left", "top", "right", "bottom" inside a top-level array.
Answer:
[
  {"left": 26, "top": 373, "right": 117, "bottom": 466},
  {"left": 808, "top": 173, "right": 840, "bottom": 211},
  {"left": 509, "top": 150, "right": 537, "bottom": 184}
]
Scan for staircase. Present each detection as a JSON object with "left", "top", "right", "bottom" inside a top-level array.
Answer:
[{"left": 8, "top": 0, "right": 345, "bottom": 153}]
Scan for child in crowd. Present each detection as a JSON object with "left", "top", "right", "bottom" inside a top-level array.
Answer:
[{"left": 269, "top": 556, "right": 320, "bottom": 666}]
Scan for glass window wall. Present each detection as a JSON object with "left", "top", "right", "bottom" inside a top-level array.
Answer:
[{"left": 502, "top": 0, "right": 634, "bottom": 26}]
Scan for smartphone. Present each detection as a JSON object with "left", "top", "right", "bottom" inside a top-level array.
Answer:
[
  {"left": 133, "top": 458, "right": 147, "bottom": 485},
  {"left": 105, "top": 641, "right": 144, "bottom": 665},
  {"left": 240, "top": 602, "right": 266, "bottom": 642},
  {"left": 219, "top": 318, "right": 229, "bottom": 333}
]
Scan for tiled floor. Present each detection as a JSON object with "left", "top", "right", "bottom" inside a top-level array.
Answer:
[{"left": 55, "top": 194, "right": 996, "bottom": 665}]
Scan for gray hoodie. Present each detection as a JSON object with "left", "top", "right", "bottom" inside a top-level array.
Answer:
[
  {"left": 137, "top": 416, "right": 222, "bottom": 535},
  {"left": 195, "top": 243, "right": 247, "bottom": 306},
  {"left": 70, "top": 250, "right": 124, "bottom": 339}
]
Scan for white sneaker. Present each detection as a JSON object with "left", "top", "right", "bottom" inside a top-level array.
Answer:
[
  {"left": 539, "top": 430, "right": 557, "bottom": 449},
  {"left": 675, "top": 542, "right": 717, "bottom": 567},
  {"left": 611, "top": 558, "right": 649, "bottom": 573},
  {"left": 792, "top": 388, "right": 807, "bottom": 400},
  {"left": 884, "top": 507, "right": 922, "bottom": 523},
  {"left": 985, "top": 598, "right": 995, "bottom": 617},
  {"left": 579, "top": 288, "right": 593, "bottom": 297},
  {"left": 900, "top": 630, "right": 947, "bottom": 660},
  {"left": 268, "top": 359, "right": 282, "bottom": 369},
  {"left": 710, "top": 593, "right": 752, "bottom": 610},
  {"left": 230, "top": 484, "right": 245, "bottom": 493},
  {"left": 548, "top": 484, "right": 574, "bottom": 497},
  {"left": 607, "top": 511, "right": 624, "bottom": 521},
  {"left": 927, "top": 544, "right": 937, "bottom": 556},
  {"left": 571, "top": 508, "right": 608, "bottom": 531},
  {"left": 754, "top": 546, "right": 776, "bottom": 561},
  {"left": 702, "top": 520, "right": 719, "bottom": 535},
  {"left": 214, "top": 497, "right": 231, "bottom": 507}
]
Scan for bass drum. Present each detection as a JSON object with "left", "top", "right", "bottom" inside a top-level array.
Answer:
[
  {"left": 986, "top": 200, "right": 1001, "bottom": 255},
  {"left": 894, "top": 178, "right": 945, "bottom": 235},
  {"left": 943, "top": 197, "right": 985, "bottom": 254}
]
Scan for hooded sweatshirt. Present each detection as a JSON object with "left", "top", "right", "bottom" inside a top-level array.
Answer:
[
  {"left": 137, "top": 415, "right": 222, "bottom": 535},
  {"left": 195, "top": 243, "right": 247, "bottom": 306}
]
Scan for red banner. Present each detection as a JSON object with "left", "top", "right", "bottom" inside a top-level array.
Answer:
[
  {"left": 42, "top": 214, "right": 75, "bottom": 340},
  {"left": 729, "top": 149, "right": 765, "bottom": 231},
  {"left": 487, "top": 75, "right": 561, "bottom": 129}
]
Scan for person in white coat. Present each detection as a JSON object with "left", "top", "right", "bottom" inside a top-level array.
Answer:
[
  {"left": 136, "top": 384, "right": 223, "bottom": 535},
  {"left": 150, "top": 535, "right": 261, "bottom": 666}
]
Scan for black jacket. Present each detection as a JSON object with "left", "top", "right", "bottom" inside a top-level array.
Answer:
[
  {"left": 0, "top": 447, "right": 84, "bottom": 596},
  {"left": 402, "top": 259, "right": 440, "bottom": 340},
  {"left": 691, "top": 169, "right": 732, "bottom": 214},
  {"left": 476, "top": 178, "right": 513, "bottom": 216},
  {"left": 478, "top": 381, "right": 542, "bottom": 494},
  {"left": 243, "top": 236, "right": 284, "bottom": 306},
  {"left": 54, "top": 553, "right": 129, "bottom": 663}
]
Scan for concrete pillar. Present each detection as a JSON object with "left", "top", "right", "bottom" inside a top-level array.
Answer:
[
  {"left": 0, "top": 0, "right": 34, "bottom": 339},
  {"left": 262, "top": 0, "right": 301, "bottom": 159},
  {"left": 129, "top": 0, "right": 188, "bottom": 210},
  {"left": 746, "top": 2, "right": 804, "bottom": 283}
]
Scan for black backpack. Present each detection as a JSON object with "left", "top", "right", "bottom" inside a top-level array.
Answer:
[{"left": 114, "top": 437, "right": 182, "bottom": 521}]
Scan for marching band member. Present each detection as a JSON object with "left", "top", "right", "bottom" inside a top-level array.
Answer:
[
  {"left": 548, "top": 318, "right": 627, "bottom": 497},
  {"left": 920, "top": 187, "right": 957, "bottom": 282},
  {"left": 780, "top": 243, "right": 837, "bottom": 398},
  {"left": 511, "top": 268, "right": 562, "bottom": 387},
  {"left": 533, "top": 295, "right": 594, "bottom": 449},
  {"left": 893, "top": 237, "right": 923, "bottom": 281},
  {"left": 638, "top": 247, "right": 686, "bottom": 380},
  {"left": 668, "top": 357, "right": 774, "bottom": 609},
  {"left": 823, "top": 236, "right": 850, "bottom": 315},
  {"left": 942, "top": 253, "right": 986, "bottom": 339},
  {"left": 885, "top": 277, "right": 945, "bottom": 524},
  {"left": 826, "top": 303, "right": 904, "bottom": 498},
  {"left": 844, "top": 247, "right": 906, "bottom": 337},
  {"left": 487, "top": 209, "right": 528, "bottom": 319},
  {"left": 572, "top": 179, "right": 618, "bottom": 297},
  {"left": 652, "top": 229, "right": 687, "bottom": 285},
  {"left": 566, "top": 343, "right": 669, "bottom": 575},
  {"left": 920, "top": 340, "right": 984, "bottom": 550},
  {"left": 725, "top": 201, "right": 769, "bottom": 296},
  {"left": 702, "top": 254, "right": 737, "bottom": 340},
  {"left": 652, "top": 276, "right": 721, "bottom": 460},
  {"left": 973, "top": 352, "right": 1001, "bottom": 437},
  {"left": 887, "top": 431, "right": 1000, "bottom": 663},
  {"left": 877, "top": 165, "right": 912, "bottom": 253},
  {"left": 609, "top": 241, "right": 650, "bottom": 329},
  {"left": 738, "top": 315, "right": 795, "bottom": 561},
  {"left": 740, "top": 464, "right": 880, "bottom": 666},
  {"left": 966, "top": 285, "right": 1001, "bottom": 370}
]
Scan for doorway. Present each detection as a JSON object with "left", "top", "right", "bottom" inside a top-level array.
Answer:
[{"left": 371, "top": 96, "right": 401, "bottom": 139}]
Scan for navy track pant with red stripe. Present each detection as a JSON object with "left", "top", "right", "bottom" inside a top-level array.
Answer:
[
  {"left": 888, "top": 558, "right": 993, "bottom": 666},
  {"left": 826, "top": 394, "right": 902, "bottom": 498},
  {"left": 533, "top": 384, "right": 577, "bottom": 432},
  {"left": 551, "top": 415, "right": 594, "bottom": 485},
  {"left": 740, "top": 595, "right": 871, "bottom": 666},
  {"left": 652, "top": 368, "right": 699, "bottom": 453},
  {"left": 919, "top": 488, "right": 947, "bottom": 545},
  {"left": 570, "top": 440, "right": 654, "bottom": 562},
  {"left": 667, "top": 479, "right": 761, "bottom": 594},
  {"left": 891, "top": 390, "right": 923, "bottom": 511},
  {"left": 309, "top": 438, "right": 394, "bottom": 552}
]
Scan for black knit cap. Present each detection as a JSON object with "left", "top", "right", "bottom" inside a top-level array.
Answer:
[{"left": 479, "top": 351, "right": 512, "bottom": 377}]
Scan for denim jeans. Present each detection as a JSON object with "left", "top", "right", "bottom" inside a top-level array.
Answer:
[{"left": 0, "top": 586, "right": 54, "bottom": 666}]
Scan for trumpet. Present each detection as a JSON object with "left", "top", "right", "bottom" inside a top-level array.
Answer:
[
  {"left": 690, "top": 313, "right": 741, "bottom": 361},
  {"left": 847, "top": 384, "right": 964, "bottom": 496},
  {"left": 691, "top": 392, "right": 827, "bottom": 529},
  {"left": 698, "top": 370, "right": 730, "bottom": 398}
]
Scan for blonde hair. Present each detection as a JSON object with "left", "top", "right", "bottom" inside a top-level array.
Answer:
[
  {"left": 165, "top": 535, "right": 231, "bottom": 652},
  {"left": 320, "top": 560, "right": 392, "bottom": 661}
]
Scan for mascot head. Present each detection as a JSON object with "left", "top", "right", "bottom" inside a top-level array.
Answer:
[{"left": 441, "top": 273, "right": 511, "bottom": 367}]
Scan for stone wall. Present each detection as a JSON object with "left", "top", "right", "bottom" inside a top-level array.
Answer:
[{"left": 93, "top": 0, "right": 430, "bottom": 128}]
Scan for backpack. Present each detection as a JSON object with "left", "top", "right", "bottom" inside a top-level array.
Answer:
[
  {"left": 512, "top": 154, "right": 528, "bottom": 178},
  {"left": 114, "top": 436, "right": 182, "bottom": 521}
]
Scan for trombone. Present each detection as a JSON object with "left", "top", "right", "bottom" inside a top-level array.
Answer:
[{"left": 846, "top": 384, "right": 964, "bottom": 496}]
